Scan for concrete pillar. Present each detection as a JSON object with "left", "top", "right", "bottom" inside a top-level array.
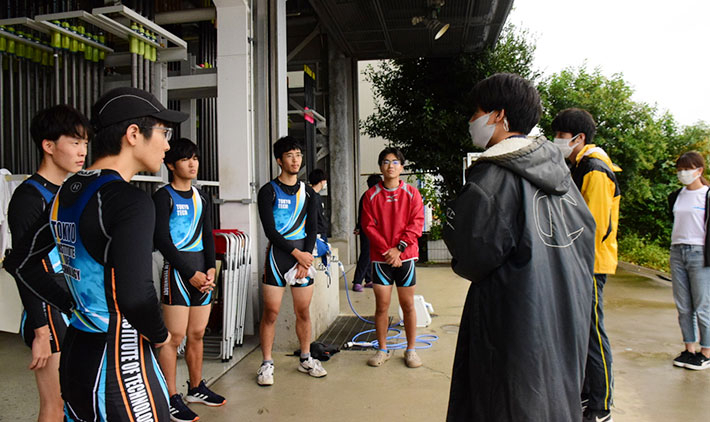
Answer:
[
  {"left": 213, "top": 0, "right": 259, "bottom": 335},
  {"left": 327, "top": 42, "right": 357, "bottom": 264},
  {"left": 267, "top": 1, "right": 340, "bottom": 350}
]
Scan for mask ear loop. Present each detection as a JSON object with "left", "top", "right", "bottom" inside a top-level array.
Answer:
[{"left": 503, "top": 117, "right": 509, "bottom": 132}]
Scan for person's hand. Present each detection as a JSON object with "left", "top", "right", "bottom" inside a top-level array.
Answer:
[
  {"left": 392, "top": 257, "right": 403, "bottom": 268},
  {"left": 154, "top": 331, "right": 172, "bottom": 349},
  {"left": 382, "top": 248, "right": 401, "bottom": 266},
  {"left": 29, "top": 326, "right": 52, "bottom": 370},
  {"left": 204, "top": 268, "right": 217, "bottom": 292},
  {"left": 353, "top": 228, "right": 360, "bottom": 235},
  {"left": 189, "top": 271, "right": 208, "bottom": 289},
  {"left": 292, "top": 249, "right": 314, "bottom": 268},
  {"left": 295, "top": 263, "right": 309, "bottom": 280},
  {"left": 189, "top": 271, "right": 214, "bottom": 292}
]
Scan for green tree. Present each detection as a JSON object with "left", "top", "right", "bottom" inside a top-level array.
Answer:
[
  {"left": 362, "top": 24, "right": 538, "bottom": 210},
  {"left": 538, "top": 66, "right": 710, "bottom": 246}
]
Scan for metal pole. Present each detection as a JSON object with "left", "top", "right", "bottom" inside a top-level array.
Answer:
[
  {"left": 69, "top": 25, "right": 77, "bottom": 108},
  {"left": 84, "top": 36, "right": 92, "bottom": 118},
  {"left": 53, "top": 50, "right": 59, "bottom": 103},
  {"left": 0, "top": 51, "right": 4, "bottom": 166},
  {"left": 77, "top": 52, "right": 83, "bottom": 112},
  {"left": 143, "top": 55, "right": 149, "bottom": 93},
  {"left": 61, "top": 22, "right": 69, "bottom": 104},
  {"left": 62, "top": 49, "right": 68, "bottom": 104},
  {"left": 17, "top": 46, "right": 26, "bottom": 172},
  {"left": 8, "top": 49, "right": 15, "bottom": 170}
]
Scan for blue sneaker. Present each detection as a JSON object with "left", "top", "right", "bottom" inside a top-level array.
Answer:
[
  {"left": 185, "top": 380, "right": 226, "bottom": 407},
  {"left": 169, "top": 394, "right": 198, "bottom": 422}
]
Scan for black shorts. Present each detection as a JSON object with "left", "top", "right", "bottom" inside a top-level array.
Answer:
[
  {"left": 372, "top": 260, "right": 417, "bottom": 287},
  {"left": 263, "top": 239, "right": 314, "bottom": 287},
  {"left": 60, "top": 322, "right": 170, "bottom": 422},
  {"left": 21, "top": 303, "right": 69, "bottom": 353},
  {"left": 161, "top": 252, "right": 212, "bottom": 307}
]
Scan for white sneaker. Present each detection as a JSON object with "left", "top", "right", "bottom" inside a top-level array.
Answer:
[
  {"left": 297, "top": 357, "right": 327, "bottom": 378},
  {"left": 257, "top": 362, "right": 274, "bottom": 386}
]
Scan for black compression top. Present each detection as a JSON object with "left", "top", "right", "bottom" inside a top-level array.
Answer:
[
  {"left": 257, "top": 178, "right": 318, "bottom": 253},
  {"left": 153, "top": 185, "right": 216, "bottom": 280},
  {"left": 7, "top": 173, "right": 65, "bottom": 330},
  {"left": 4, "top": 169, "right": 168, "bottom": 343}
]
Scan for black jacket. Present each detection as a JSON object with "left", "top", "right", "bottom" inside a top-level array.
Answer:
[
  {"left": 668, "top": 187, "right": 710, "bottom": 266},
  {"left": 444, "top": 136, "right": 595, "bottom": 421}
]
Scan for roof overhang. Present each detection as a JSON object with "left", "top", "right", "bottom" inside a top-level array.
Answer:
[{"left": 306, "top": 0, "right": 514, "bottom": 60}]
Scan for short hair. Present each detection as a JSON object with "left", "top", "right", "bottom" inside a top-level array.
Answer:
[
  {"left": 164, "top": 138, "right": 199, "bottom": 165},
  {"left": 273, "top": 136, "right": 302, "bottom": 160},
  {"left": 551, "top": 108, "right": 597, "bottom": 144},
  {"left": 30, "top": 104, "right": 92, "bottom": 151},
  {"left": 308, "top": 169, "right": 327, "bottom": 186},
  {"left": 366, "top": 174, "right": 382, "bottom": 188},
  {"left": 378, "top": 147, "right": 405, "bottom": 166},
  {"left": 470, "top": 73, "right": 541, "bottom": 134},
  {"left": 92, "top": 116, "right": 161, "bottom": 159}
]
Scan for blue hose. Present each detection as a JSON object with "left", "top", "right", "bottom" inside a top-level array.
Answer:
[{"left": 338, "top": 261, "right": 439, "bottom": 350}]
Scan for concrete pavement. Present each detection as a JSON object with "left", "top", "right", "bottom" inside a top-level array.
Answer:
[{"left": 2, "top": 264, "right": 710, "bottom": 421}]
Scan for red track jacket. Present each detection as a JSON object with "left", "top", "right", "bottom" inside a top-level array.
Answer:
[{"left": 361, "top": 180, "right": 424, "bottom": 263}]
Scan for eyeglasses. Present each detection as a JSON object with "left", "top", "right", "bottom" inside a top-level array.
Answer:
[
  {"left": 144, "top": 126, "right": 173, "bottom": 141},
  {"left": 284, "top": 152, "right": 303, "bottom": 159},
  {"left": 381, "top": 160, "right": 401, "bottom": 166}
]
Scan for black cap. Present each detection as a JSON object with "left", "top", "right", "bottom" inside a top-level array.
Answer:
[{"left": 91, "top": 87, "right": 188, "bottom": 130}]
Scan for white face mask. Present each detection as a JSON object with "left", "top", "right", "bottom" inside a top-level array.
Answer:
[
  {"left": 552, "top": 134, "right": 581, "bottom": 159},
  {"left": 678, "top": 169, "right": 701, "bottom": 186},
  {"left": 468, "top": 112, "right": 495, "bottom": 149}
]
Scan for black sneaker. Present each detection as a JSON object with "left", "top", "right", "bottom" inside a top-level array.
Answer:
[
  {"left": 185, "top": 379, "right": 226, "bottom": 407},
  {"left": 169, "top": 394, "right": 199, "bottom": 422},
  {"left": 673, "top": 350, "right": 696, "bottom": 368},
  {"left": 685, "top": 352, "right": 710, "bottom": 371},
  {"left": 583, "top": 408, "right": 613, "bottom": 422}
]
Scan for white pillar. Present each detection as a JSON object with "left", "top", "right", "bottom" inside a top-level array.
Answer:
[{"left": 213, "top": 0, "right": 258, "bottom": 335}]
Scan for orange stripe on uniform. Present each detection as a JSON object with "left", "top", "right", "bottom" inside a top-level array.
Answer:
[
  {"left": 111, "top": 268, "right": 135, "bottom": 422},
  {"left": 46, "top": 304, "right": 60, "bottom": 352}
]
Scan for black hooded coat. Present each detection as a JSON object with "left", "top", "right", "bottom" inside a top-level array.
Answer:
[{"left": 444, "top": 136, "right": 595, "bottom": 421}]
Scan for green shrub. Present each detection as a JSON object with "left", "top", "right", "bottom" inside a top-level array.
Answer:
[{"left": 617, "top": 233, "right": 670, "bottom": 272}]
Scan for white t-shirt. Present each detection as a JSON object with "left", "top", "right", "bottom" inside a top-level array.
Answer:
[{"left": 671, "top": 185, "right": 709, "bottom": 245}]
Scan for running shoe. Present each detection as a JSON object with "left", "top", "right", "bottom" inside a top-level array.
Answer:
[
  {"left": 298, "top": 357, "right": 327, "bottom": 377},
  {"left": 582, "top": 408, "right": 613, "bottom": 422},
  {"left": 352, "top": 283, "right": 364, "bottom": 292},
  {"left": 185, "top": 380, "right": 226, "bottom": 406},
  {"left": 404, "top": 350, "right": 422, "bottom": 368},
  {"left": 257, "top": 362, "right": 274, "bottom": 386},
  {"left": 169, "top": 394, "right": 199, "bottom": 422},
  {"left": 685, "top": 352, "right": 710, "bottom": 371},
  {"left": 673, "top": 350, "right": 697, "bottom": 368},
  {"left": 367, "top": 349, "right": 392, "bottom": 367}
]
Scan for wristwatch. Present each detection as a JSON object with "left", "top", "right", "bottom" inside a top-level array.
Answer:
[{"left": 397, "top": 241, "right": 407, "bottom": 253}]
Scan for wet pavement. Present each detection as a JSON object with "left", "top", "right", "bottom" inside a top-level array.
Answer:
[{"left": 2, "top": 264, "right": 709, "bottom": 420}]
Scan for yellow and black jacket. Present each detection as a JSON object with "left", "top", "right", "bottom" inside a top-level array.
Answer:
[{"left": 572, "top": 144, "right": 622, "bottom": 274}]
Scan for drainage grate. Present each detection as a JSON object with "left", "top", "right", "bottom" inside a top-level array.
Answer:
[{"left": 316, "top": 315, "right": 393, "bottom": 351}]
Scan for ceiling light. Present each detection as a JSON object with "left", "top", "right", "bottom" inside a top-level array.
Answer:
[{"left": 411, "top": 1, "right": 449, "bottom": 40}]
